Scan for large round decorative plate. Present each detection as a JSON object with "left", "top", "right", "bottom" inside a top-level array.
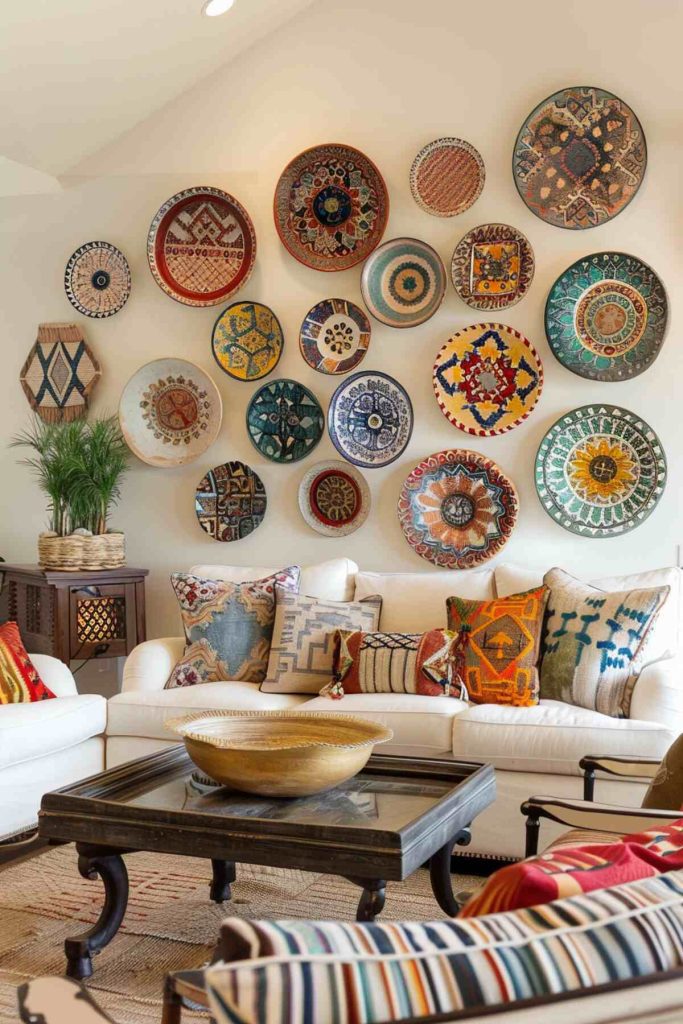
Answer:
[
  {"left": 545, "top": 252, "right": 668, "bottom": 382},
  {"left": 398, "top": 450, "right": 518, "bottom": 569},
  {"left": 147, "top": 186, "right": 256, "bottom": 306},
  {"left": 328, "top": 371, "right": 413, "bottom": 469},
  {"left": 212, "top": 301, "right": 283, "bottom": 381},
  {"left": 246, "top": 379, "right": 324, "bottom": 463},
  {"left": 119, "top": 358, "right": 222, "bottom": 468},
  {"left": 298, "top": 460, "right": 370, "bottom": 537},
  {"left": 433, "top": 323, "right": 543, "bottom": 436},
  {"left": 451, "top": 224, "right": 534, "bottom": 311},
  {"left": 360, "top": 238, "right": 447, "bottom": 328},
  {"left": 299, "top": 298, "right": 370, "bottom": 374},
  {"left": 273, "top": 143, "right": 389, "bottom": 272},
  {"left": 409, "top": 138, "right": 485, "bottom": 217},
  {"left": 513, "top": 87, "right": 647, "bottom": 230},
  {"left": 535, "top": 405, "right": 666, "bottom": 537},
  {"left": 64, "top": 241, "right": 131, "bottom": 318},
  {"left": 195, "top": 461, "right": 266, "bottom": 542}
]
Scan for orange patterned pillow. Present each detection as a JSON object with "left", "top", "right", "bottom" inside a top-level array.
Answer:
[
  {"left": 446, "top": 586, "right": 548, "bottom": 706},
  {"left": 0, "top": 622, "right": 55, "bottom": 704}
]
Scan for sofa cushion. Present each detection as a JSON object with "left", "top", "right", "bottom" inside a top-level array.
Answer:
[
  {"left": 190, "top": 557, "right": 358, "bottom": 602},
  {"left": 0, "top": 694, "right": 106, "bottom": 769},
  {"left": 354, "top": 568, "right": 494, "bottom": 632},
  {"left": 0, "top": 622, "right": 55, "bottom": 704},
  {"left": 451, "top": 699, "right": 674, "bottom": 775},
  {"left": 329, "top": 628, "right": 462, "bottom": 698}
]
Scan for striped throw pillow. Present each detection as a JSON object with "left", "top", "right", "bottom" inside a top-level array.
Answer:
[{"left": 327, "top": 628, "right": 464, "bottom": 698}]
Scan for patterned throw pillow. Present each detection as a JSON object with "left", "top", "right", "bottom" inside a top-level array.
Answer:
[
  {"left": 166, "top": 568, "right": 300, "bottom": 688},
  {"left": 326, "top": 629, "right": 464, "bottom": 698},
  {"left": 446, "top": 586, "right": 548, "bottom": 706},
  {"left": 0, "top": 622, "right": 55, "bottom": 704},
  {"left": 261, "top": 590, "right": 382, "bottom": 694},
  {"left": 540, "top": 568, "right": 670, "bottom": 717}
]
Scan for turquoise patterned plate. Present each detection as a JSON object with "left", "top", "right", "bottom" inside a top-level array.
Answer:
[
  {"left": 545, "top": 252, "right": 668, "bottom": 381},
  {"left": 360, "top": 238, "right": 447, "bottom": 328},
  {"left": 246, "top": 378, "right": 324, "bottom": 463}
]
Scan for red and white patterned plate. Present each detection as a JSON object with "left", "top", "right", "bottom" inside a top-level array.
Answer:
[{"left": 298, "top": 460, "right": 371, "bottom": 536}]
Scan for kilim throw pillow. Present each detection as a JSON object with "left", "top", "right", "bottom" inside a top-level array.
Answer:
[
  {"left": 261, "top": 589, "right": 382, "bottom": 694},
  {"left": 540, "top": 568, "right": 670, "bottom": 717},
  {"left": 0, "top": 622, "right": 55, "bottom": 704},
  {"left": 166, "top": 567, "right": 300, "bottom": 688},
  {"left": 446, "top": 586, "right": 548, "bottom": 706}
]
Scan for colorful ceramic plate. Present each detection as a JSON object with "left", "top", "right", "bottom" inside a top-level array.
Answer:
[
  {"left": 274, "top": 143, "right": 389, "bottom": 271},
  {"left": 328, "top": 370, "right": 413, "bottom": 468},
  {"left": 535, "top": 405, "right": 666, "bottom": 537},
  {"left": 361, "top": 238, "right": 447, "bottom": 328},
  {"left": 147, "top": 186, "right": 256, "bottom": 306},
  {"left": 513, "top": 86, "right": 647, "bottom": 230},
  {"left": 64, "top": 241, "right": 131, "bottom": 318},
  {"left": 246, "top": 378, "right": 324, "bottom": 463},
  {"left": 545, "top": 252, "right": 668, "bottom": 382},
  {"left": 299, "top": 298, "right": 371, "bottom": 374},
  {"left": 409, "top": 138, "right": 485, "bottom": 217},
  {"left": 298, "top": 460, "right": 370, "bottom": 537},
  {"left": 212, "top": 301, "right": 284, "bottom": 381},
  {"left": 398, "top": 450, "right": 518, "bottom": 569},
  {"left": 451, "top": 224, "right": 534, "bottom": 310},
  {"left": 433, "top": 323, "right": 543, "bottom": 436},
  {"left": 195, "top": 461, "right": 266, "bottom": 542},
  {"left": 119, "top": 358, "right": 222, "bottom": 467}
]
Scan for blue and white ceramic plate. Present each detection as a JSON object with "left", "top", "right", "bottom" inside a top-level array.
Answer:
[
  {"left": 360, "top": 237, "right": 447, "bottom": 328},
  {"left": 246, "top": 378, "right": 324, "bottom": 463},
  {"left": 328, "top": 370, "right": 414, "bottom": 468},
  {"left": 299, "top": 298, "right": 371, "bottom": 374}
]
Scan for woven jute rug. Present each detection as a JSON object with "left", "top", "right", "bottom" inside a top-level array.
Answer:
[{"left": 0, "top": 844, "right": 479, "bottom": 1023}]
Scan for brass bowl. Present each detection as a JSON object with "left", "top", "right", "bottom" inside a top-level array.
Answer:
[{"left": 167, "top": 710, "right": 393, "bottom": 798}]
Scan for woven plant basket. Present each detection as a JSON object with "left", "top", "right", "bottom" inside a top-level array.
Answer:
[{"left": 38, "top": 532, "right": 126, "bottom": 571}]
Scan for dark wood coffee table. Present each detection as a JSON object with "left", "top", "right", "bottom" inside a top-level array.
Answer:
[{"left": 38, "top": 747, "right": 495, "bottom": 979}]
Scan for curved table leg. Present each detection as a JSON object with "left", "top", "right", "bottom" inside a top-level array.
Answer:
[
  {"left": 430, "top": 828, "right": 472, "bottom": 917},
  {"left": 344, "top": 876, "right": 387, "bottom": 922},
  {"left": 64, "top": 848, "right": 129, "bottom": 980},
  {"left": 210, "top": 859, "right": 236, "bottom": 904}
]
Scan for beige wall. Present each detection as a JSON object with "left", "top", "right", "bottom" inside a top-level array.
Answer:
[{"left": 1, "top": 0, "right": 681, "bottom": 671}]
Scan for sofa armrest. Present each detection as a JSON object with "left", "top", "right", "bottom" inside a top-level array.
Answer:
[
  {"left": 630, "top": 659, "right": 683, "bottom": 731},
  {"left": 29, "top": 654, "right": 78, "bottom": 698},
  {"left": 121, "top": 637, "right": 185, "bottom": 693}
]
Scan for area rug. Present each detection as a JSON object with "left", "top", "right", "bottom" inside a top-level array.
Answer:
[{"left": 0, "top": 844, "right": 480, "bottom": 1023}]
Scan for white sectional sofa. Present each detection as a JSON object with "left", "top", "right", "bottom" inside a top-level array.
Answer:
[{"left": 107, "top": 557, "right": 683, "bottom": 860}]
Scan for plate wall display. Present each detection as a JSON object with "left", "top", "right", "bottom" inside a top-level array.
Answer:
[
  {"left": 328, "top": 370, "right": 413, "bottom": 469},
  {"left": 195, "top": 461, "right": 266, "bottom": 542},
  {"left": 433, "top": 323, "right": 543, "bottom": 436},
  {"left": 545, "top": 252, "right": 668, "bottom": 382},
  {"left": 20, "top": 323, "right": 101, "bottom": 423},
  {"left": 513, "top": 87, "right": 646, "bottom": 230},
  {"left": 299, "top": 298, "right": 371, "bottom": 374},
  {"left": 246, "top": 378, "right": 324, "bottom": 463},
  {"left": 147, "top": 186, "right": 256, "bottom": 306},
  {"left": 212, "top": 301, "right": 284, "bottom": 381},
  {"left": 409, "top": 138, "right": 485, "bottom": 217},
  {"left": 360, "top": 238, "right": 447, "bottom": 328},
  {"left": 119, "top": 358, "right": 222, "bottom": 467},
  {"left": 451, "top": 224, "right": 534, "bottom": 310},
  {"left": 64, "top": 241, "right": 131, "bottom": 318},
  {"left": 298, "top": 460, "right": 370, "bottom": 536},
  {"left": 535, "top": 405, "right": 666, "bottom": 537},
  {"left": 398, "top": 450, "right": 518, "bottom": 569},
  {"left": 273, "top": 143, "right": 389, "bottom": 272}
]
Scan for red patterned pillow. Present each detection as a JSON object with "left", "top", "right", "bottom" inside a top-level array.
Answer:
[
  {"left": 325, "top": 629, "right": 465, "bottom": 698},
  {"left": 0, "top": 622, "right": 55, "bottom": 704},
  {"left": 460, "top": 819, "right": 683, "bottom": 917}
]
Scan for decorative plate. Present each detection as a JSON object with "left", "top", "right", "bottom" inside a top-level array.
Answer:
[
  {"left": 451, "top": 224, "right": 534, "bottom": 310},
  {"left": 246, "top": 378, "right": 324, "bottom": 463},
  {"left": 433, "top": 323, "right": 543, "bottom": 436},
  {"left": 20, "top": 323, "right": 101, "bottom": 423},
  {"left": 398, "top": 450, "right": 518, "bottom": 569},
  {"left": 535, "top": 406, "right": 666, "bottom": 537},
  {"left": 299, "top": 298, "right": 371, "bottom": 374},
  {"left": 147, "top": 186, "right": 256, "bottom": 306},
  {"left": 328, "top": 370, "right": 413, "bottom": 469},
  {"left": 64, "top": 241, "right": 131, "bottom": 318},
  {"left": 195, "top": 461, "right": 266, "bottom": 542},
  {"left": 360, "top": 238, "right": 447, "bottom": 328},
  {"left": 298, "top": 460, "right": 370, "bottom": 537},
  {"left": 273, "top": 143, "right": 389, "bottom": 272},
  {"left": 212, "top": 301, "right": 284, "bottom": 382},
  {"left": 119, "top": 358, "right": 222, "bottom": 467},
  {"left": 545, "top": 252, "right": 668, "bottom": 382},
  {"left": 513, "top": 87, "right": 647, "bottom": 230},
  {"left": 409, "top": 138, "right": 485, "bottom": 217}
]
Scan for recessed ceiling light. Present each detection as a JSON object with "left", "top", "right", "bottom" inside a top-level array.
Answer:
[{"left": 202, "top": 0, "right": 235, "bottom": 15}]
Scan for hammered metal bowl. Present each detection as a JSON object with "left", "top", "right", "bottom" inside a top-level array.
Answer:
[{"left": 167, "top": 710, "right": 393, "bottom": 798}]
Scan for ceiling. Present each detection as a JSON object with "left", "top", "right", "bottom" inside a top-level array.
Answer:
[{"left": 0, "top": 0, "right": 317, "bottom": 193}]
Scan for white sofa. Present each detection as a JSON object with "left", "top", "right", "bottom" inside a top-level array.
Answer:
[{"left": 108, "top": 557, "right": 683, "bottom": 860}]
